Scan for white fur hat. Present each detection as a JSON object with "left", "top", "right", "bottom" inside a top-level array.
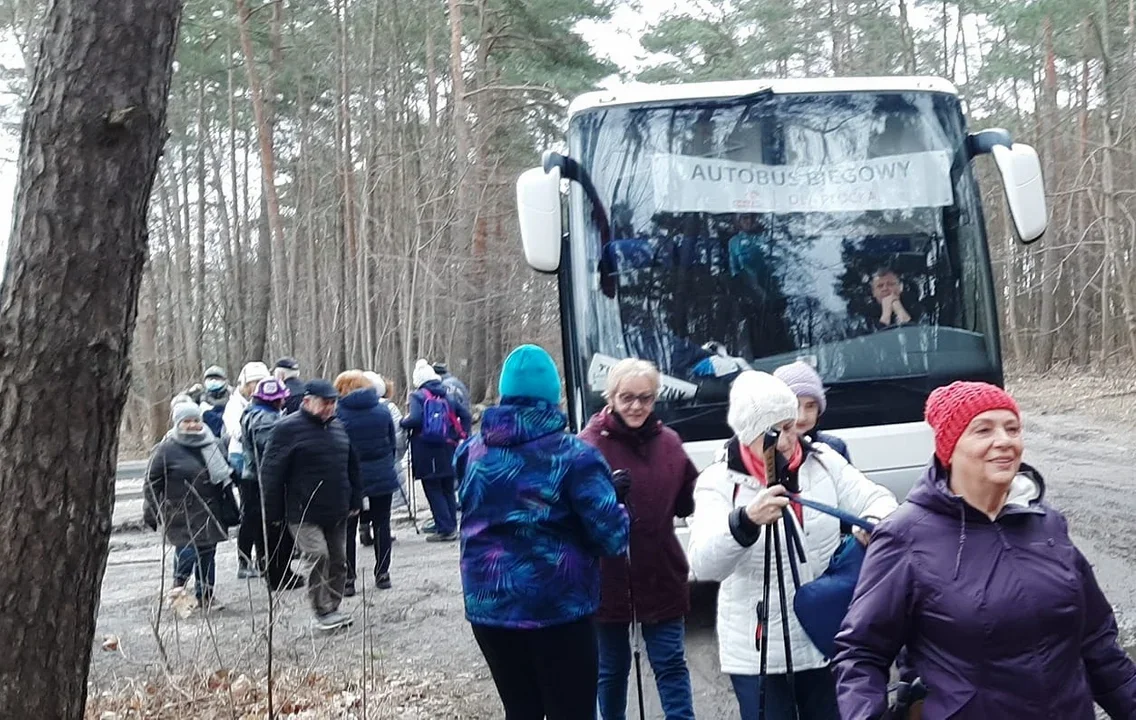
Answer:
[
  {"left": 363, "top": 371, "right": 386, "bottom": 397},
  {"left": 727, "top": 371, "right": 799, "bottom": 447},
  {"left": 412, "top": 359, "right": 440, "bottom": 389}
]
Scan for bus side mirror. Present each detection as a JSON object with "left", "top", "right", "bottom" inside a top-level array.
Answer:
[
  {"left": 516, "top": 164, "right": 563, "bottom": 273},
  {"left": 991, "top": 143, "right": 1047, "bottom": 245}
]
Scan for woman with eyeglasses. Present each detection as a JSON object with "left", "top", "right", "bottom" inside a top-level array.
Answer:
[{"left": 579, "top": 358, "right": 700, "bottom": 720}]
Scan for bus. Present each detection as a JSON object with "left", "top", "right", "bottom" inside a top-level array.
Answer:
[{"left": 515, "top": 77, "right": 1046, "bottom": 546}]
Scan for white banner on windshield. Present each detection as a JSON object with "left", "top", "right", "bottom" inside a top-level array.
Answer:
[
  {"left": 588, "top": 353, "right": 698, "bottom": 402},
  {"left": 651, "top": 150, "right": 953, "bottom": 214}
]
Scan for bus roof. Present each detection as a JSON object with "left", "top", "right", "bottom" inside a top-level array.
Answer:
[{"left": 567, "top": 76, "right": 959, "bottom": 118}]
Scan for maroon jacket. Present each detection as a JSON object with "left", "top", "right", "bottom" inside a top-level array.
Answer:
[{"left": 578, "top": 409, "right": 698, "bottom": 624}]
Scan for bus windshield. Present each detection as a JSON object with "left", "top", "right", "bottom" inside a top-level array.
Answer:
[{"left": 565, "top": 91, "right": 1002, "bottom": 439}]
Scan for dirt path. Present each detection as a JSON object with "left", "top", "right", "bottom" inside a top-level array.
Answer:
[{"left": 91, "top": 376, "right": 1136, "bottom": 718}]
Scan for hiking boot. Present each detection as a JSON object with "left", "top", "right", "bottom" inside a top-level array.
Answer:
[
  {"left": 359, "top": 525, "right": 374, "bottom": 547},
  {"left": 426, "top": 531, "right": 458, "bottom": 543},
  {"left": 272, "top": 572, "right": 306, "bottom": 591},
  {"left": 343, "top": 580, "right": 357, "bottom": 598},
  {"left": 375, "top": 573, "right": 392, "bottom": 590},
  {"left": 200, "top": 595, "right": 225, "bottom": 612}
]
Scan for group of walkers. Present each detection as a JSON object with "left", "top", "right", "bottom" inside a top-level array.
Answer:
[
  {"left": 143, "top": 356, "right": 470, "bottom": 630},
  {"left": 454, "top": 345, "right": 1136, "bottom": 720},
  {"left": 145, "top": 343, "right": 1136, "bottom": 719}
]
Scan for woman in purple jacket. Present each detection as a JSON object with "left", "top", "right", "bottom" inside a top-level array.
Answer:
[
  {"left": 834, "top": 381, "right": 1136, "bottom": 719},
  {"left": 579, "top": 358, "right": 699, "bottom": 720}
]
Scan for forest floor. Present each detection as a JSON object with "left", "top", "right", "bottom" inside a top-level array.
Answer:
[{"left": 88, "top": 372, "right": 1136, "bottom": 719}]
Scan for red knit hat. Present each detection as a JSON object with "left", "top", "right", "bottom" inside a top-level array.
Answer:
[{"left": 925, "top": 381, "right": 1020, "bottom": 465}]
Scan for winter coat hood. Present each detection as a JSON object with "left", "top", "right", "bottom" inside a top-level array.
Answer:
[
  {"left": 338, "top": 387, "right": 380, "bottom": 411},
  {"left": 907, "top": 459, "right": 1045, "bottom": 518},
  {"left": 481, "top": 399, "right": 566, "bottom": 448},
  {"left": 585, "top": 407, "right": 662, "bottom": 447},
  {"left": 418, "top": 379, "right": 447, "bottom": 397}
]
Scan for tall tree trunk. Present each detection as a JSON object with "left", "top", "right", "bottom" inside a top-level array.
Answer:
[
  {"left": 1034, "top": 17, "right": 1059, "bottom": 370},
  {"left": 448, "top": 0, "right": 474, "bottom": 378},
  {"left": 235, "top": 0, "right": 286, "bottom": 354},
  {"left": 1075, "top": 41, "right": 1092, "bottom": 366},
  {"left": 194, "top": 80, "right": 207, "bottom": 369},
  {"left": 0, "top": 0, "right": 183, "bottom": 715}
]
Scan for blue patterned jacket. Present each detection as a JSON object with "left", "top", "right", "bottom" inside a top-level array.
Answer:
[{"left": 455, "top": 398, "right": 630, "bottom": 629}]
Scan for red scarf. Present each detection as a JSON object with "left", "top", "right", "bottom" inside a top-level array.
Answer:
[{"left": 739, "top": 441, "right": 805, "bottom": 526}]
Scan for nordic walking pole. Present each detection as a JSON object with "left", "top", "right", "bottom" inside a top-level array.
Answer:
[
  {"left": 613, "top": 470, "right": 647, "bottom": 720},
  {"left": 626, "top": 541, "right": 647, "bottom": 720},
  {"left": 772, "top": 521, "right": 798, "bottom": 717},
  {"left": 757, "top": 511, "right": 774, "bottom": 720}
]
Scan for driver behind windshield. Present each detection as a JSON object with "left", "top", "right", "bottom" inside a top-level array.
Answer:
[{"left": 867, "top": 267, "right": 922, "bottom": 331}]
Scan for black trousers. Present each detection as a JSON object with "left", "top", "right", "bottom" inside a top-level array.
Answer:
[
  {"left": 472, "top": 616, "right": 598, "bottom": 720},
  {"left": 368, "top": 493, "right": 393, "bottom": 577},
  {"left": 264, "top": 521, "right": 299, "bottom": 590},
  {"left": 237, "top": 479, "right": 266, "bottom": 568}
]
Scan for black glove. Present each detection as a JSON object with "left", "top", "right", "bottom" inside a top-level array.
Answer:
[{"left": 611, "top": 469, "right": 632, "bottom": 504}]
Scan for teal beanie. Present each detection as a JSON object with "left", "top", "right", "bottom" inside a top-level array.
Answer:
[{"left": 498, "top": 344, "right": 561, "bottom": 405}]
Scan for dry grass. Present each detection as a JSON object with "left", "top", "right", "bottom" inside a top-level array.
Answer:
[{"left": 86, "top": 667, "right": 481, "bottom": 719}]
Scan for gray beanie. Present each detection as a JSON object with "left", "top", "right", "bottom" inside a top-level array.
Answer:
[
  {"left": 171, "top": 401, "right": 203, "bottom": 428},
  {"left": 726, "top": 371, "right": 799, "bottom": 447},
  {"left": 774, "top": 361, "right": 827, "bottom": 415}
]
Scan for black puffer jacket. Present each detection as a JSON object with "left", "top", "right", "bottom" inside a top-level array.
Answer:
[
  {"left": 144, "top": 438, "right": 232, "bottom": 547},
  {"left": 260, "top": 409, "right": 362, "bottom": 527}
]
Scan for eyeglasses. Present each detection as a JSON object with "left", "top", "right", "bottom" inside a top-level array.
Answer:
[{"left": 616, "top": 392, "right": 656, "bottom": 407}]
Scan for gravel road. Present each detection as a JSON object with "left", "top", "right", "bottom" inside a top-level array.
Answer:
[{"left": 91, "top": 382, "right": 1136, "bottom": 718}]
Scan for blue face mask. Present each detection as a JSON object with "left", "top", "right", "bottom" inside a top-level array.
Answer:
[{"left": 205, "top": 379, "right": 226, "bottom": 392}]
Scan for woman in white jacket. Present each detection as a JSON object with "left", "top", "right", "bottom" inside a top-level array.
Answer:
[
  {"left": 688, "top": 371, "right": 897, "bottom": 720},
  {"left": 221, "top": 362, "right": 271, "bottom": 473}
]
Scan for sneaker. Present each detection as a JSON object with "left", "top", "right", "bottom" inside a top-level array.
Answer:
[
  {"left": 359, "top": 526, "right": 374, "bottom": 547},
  {"left": 426, "top": 531, "right": 458, "bottom": 543},
  {"left": 375, "top": 573, "right": 392, "bottom": 590},
  {"left": 315, "top": 611, "right": 353, "bottom": 631},
  {"left": 343, "top": 581, "right": 357, "bottom": 598},
  {"left": 421, "top": 522, "right": 438, "bottom": 534}
]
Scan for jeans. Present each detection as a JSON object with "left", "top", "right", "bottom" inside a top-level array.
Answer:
[
  {"left": 729, "top": 667, "right": 839, "bottom": 720},
  {"left": 472, "top": 616, "right": 598, "bottom": 720},
  {"left": 289, "top": 521, "right": 348, "bottom": 617},
  {"left": 173, "top": 544, "right": 217, "bottom": 601},
  {"left": 596, "top": 619, "right": 695, "bottom": 720},
  {"left": 422, "top": 476, "right": 457, "bottom": 534}
]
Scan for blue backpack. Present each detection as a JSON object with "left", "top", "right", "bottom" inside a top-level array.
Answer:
[{"left": 420, "top": 389, "right": 465, "bottom": 445}]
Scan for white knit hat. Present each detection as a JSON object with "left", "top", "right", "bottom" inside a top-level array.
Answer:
[
  {"left": 412, "top": 359, "right": 440, "bottom": 388},
  {"left": 237, "top": 361, "right": 271, "bottom": 387},
  {"left": 727, "top": 371, "right": 800, "bottom": 447}
]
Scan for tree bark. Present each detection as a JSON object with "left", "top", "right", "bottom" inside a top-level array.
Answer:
[
  {"left": 1034, "top": 17, "right": 1059, "bottom": 370},
  {"left": 235, "top": 0, "right": 286, "bottom": 353},
  {"left": 0, "top": 0, "right": 183, "bottom": 716}
]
